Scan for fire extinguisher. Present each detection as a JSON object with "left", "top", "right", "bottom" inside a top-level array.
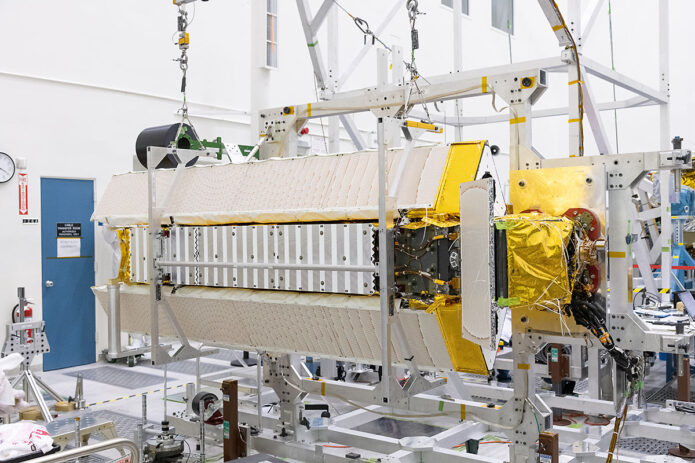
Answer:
[{"left": 12, "top": 303, "right": 33, "bottom": 343}]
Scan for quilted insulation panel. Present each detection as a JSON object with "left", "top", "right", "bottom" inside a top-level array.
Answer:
[
  {"left": 92, "top": 145, "right": 449, "bottom": 226},
  {"left": 93, "top": 285, "right": 454, "bottom": 371}
]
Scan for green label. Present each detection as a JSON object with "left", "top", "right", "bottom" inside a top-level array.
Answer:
[
  {"left": 495, "top": 221, "right": 508, "bottom": 230},
  {"left": 223, "top": 421, "right": 230, "bottom": 440},
  {"left": 497, "top": 296, "right": 520, "bottom": 307},
  {"left": 551, "top": 347, "right": 559, "bottom": 363}
]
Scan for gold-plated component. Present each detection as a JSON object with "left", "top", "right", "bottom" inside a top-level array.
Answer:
[
  {"left": 419, "top": 295, "right": 489, "bottom": 375},
  {"left": 432, "top": 141, "right": 486, "bottom": 215},
  {"left": 510, "top": 165, "right": 606, "bottom": 235},
  {"left": 113, "top": 228, "right": 131, "bottom": 284},
  {"left": 498, "top": 213, "right": 575, "bottom": 309}
]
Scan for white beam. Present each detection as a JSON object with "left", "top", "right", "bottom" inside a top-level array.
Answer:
[
  {"left": 296, "top": 0, "right": 328, "bottom": 90},
  {"left": 453, "top": 0, "right": 464, "bottom": 141},
  {"left": 581, "top": 0, "right": 606, "bottom": 42},
  {"left": 337, "top": 0, "right": 401, "bottom": 90},
  {"left": 582, "top": 56, "right": 668, "bottom": 104},
  {"left": 659, "top": 0, "right": 671, "bottom": 149},
  {"left": 310, "top": 0, "right": 333, "bottom": 33},
  {"left": 338, "top": 114, "right": 367, "bottom": 150},
  {"left": 581, "top": 70, "right": 613, "bottom": 154},
  {"left": 327, "top": 4, "right": 340, "bottom": 152},
  {"left": 568, "top": 0, "right": 582, "bottom": 49},
  {"left": 456, "top": 96, "right": 651, "bottom": 126}
]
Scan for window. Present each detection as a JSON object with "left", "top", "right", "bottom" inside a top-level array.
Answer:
[
  {"left": 492, "top": 0, "right": 514, "bottom": 34},
  {"left": 266, "top": 0, "right": 278, "bottom": 68},
  {"left": 441, "top": 0, "right": 469, "bottom": 15}
]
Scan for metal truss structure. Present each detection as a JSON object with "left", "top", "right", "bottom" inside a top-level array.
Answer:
[{"left": 133, "top": 2, "right": 695, "bottom": 462}]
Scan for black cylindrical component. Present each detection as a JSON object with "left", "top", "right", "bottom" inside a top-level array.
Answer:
[
  {"left": 411, "top": 28, "right": 419, "bottom": 50},
  {"left": 135, "top": 123, "right": 200, "bottom": 169}
]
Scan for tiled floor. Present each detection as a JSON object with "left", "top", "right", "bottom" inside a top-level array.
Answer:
[{"left": 63, "top": 365, "right": 165, "bottom": 388}]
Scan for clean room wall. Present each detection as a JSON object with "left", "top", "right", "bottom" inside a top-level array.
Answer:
[{"left": 0, "top": 0, "right": 692, "bottom": 367}]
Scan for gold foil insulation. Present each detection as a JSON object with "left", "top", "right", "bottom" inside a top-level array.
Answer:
[
  {"left": 115, "top": 228, "right": 131, "bottom": 284},
  {"left": 496, "top": 213, "right": 575, "bottom": 309}
]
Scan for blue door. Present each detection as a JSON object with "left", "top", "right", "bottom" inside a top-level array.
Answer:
[{"left": 41, "top": 178, "right": 95, "bottom": 371}]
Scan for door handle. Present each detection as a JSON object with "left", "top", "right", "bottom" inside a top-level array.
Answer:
[{"left": 45, "top": 280, "right": 54, "bottom": 288}]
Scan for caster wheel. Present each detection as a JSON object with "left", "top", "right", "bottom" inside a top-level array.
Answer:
[
  {"left": 106, "top": 357, "right": 117, "bottom": 364},
  {"left": 127, "top": 356, "right": 136, "bottom": 367}
]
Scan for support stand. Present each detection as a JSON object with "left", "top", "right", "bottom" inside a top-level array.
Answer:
[
  {"left": 104, "top": 283, "right": 151, "bottom": 366},
  {"left": 3, "top": 287, "right": 63, "bottom": 422}
]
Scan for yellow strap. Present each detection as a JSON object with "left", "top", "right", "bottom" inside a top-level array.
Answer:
[
  {"left": 568, "top": 118, "right": 581, "bottom": 123},
  {"left": 460, "top": 404, "right": 466, "bottom": 420},
  {"left": 509, "top": 116, "right": 526, "bottom": 125},
  {"left": 608, "top": 251, "right": 626, "bottom": 258},
  {"left": 552, "top": 24, "right": 565, "bottom": 32},
  {"left": 321, "top": 381, "right": 326, "bottom": 396},
  {"left": 307, "top": 103, "right": 312, "bottom": 117},
  {"left": 482, "top": 76, "right": 488, "bottom": 93},
  {"left": 517, "top": 363, "right": 530, "bottom": 370},
  {"left": 568, "top": 80, "right": 584, "bottom": 86}
]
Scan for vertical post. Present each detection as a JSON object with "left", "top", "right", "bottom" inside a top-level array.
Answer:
[
  {"left": 147, "top": 149, "right": 161, "bottom": 365},
  {"left": 141, "top": 393, "right": 147, "bottom": 428},
  {"left": 389, "top": 45, "right": 404, "bottom": 148},
  {"left": 222, "top": 380, "right": 244, "bottom": 460},
  {"left": 509, "top": 101, "right": 533, "bottom": 170},
  {"left": 256, "top": 351, "right": 263, "bottom": 431},
  {"left": 510, "top": 334, "right": 541, "bottom": 463},
  {"left": 376, "top": 49, "right": 398, "bottom": 149},
  {"left": 199, "top": 398, "right": 206, "bottom": 463},
  {"left": 163, "top": 364, "right": 168, "bottom": 420},
  {"left": 607, "top": 188, "right": 633, "bottom": 316},
  {"left": 186, "top": 383, "right": 195, "bottom": 415},
  {"left": 660, "top": 170, "right": 672, "bottom": 297},
  {"left": 327, "top": 4, "right": 340, "bottom": 153},
  {"left": 658, "top": 1, "right": 672, "bottom": 301},
  {"left": 17, "top": 287, "right": 29, "bottom": 400},
  {"left": 587, "top": 348, "right": 601, "bottom": 399},
  {"left": 377, "top": 118, "right": 392, "bottom": 404},
  {"left": 252, "top": 0, "right": 272, "bottom": 158},
  {"left": 658, "top": 0, "right": 670, "bottom": 150},
  {"left": 107, "top": 284, "right": 121, "bottom": 358},
  {"left": 453, "top": 0, "right": 463, "bottom": 142},
  {"left": 17, "top": 288, "right": 26, "bottom": 347},
  {"left": 74, "top": 417, "right": 81, "bottom": 451},
  {"left": 567, "top": 1, "right": 582, "bottom": 157}
]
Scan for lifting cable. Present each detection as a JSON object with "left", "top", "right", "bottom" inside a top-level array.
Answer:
[
  {"left": 608, "top": 0, "right": 620, "bottom": 153},
  {"left": 331, "top": 0, "right": 433, "bottom": 122},
  {"left": 550, "top": 2, "right": 585, "bottom": 156},
  {"left": 173, "top": 2, "right": 196, "bottom": 141}
]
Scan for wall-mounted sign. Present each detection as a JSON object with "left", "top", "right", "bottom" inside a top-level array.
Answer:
[
  {"left": 57, "top": 223, "right": 81, "bottom": 237},
  {"left": 57, "top": 238, "right": 81, "bottom": 258},
  {"left": 18, "top": 173, "right": 28, "bottom": 215}
]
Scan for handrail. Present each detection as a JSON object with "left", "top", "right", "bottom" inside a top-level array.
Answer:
[{"left": 28, "top": 438, "right": 139, "bottom": 463}]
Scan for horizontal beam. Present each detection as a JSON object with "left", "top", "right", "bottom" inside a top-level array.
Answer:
[
  {"left": 582, "top": 56, "right": 668, "bottom": 104},
  {"left": 263, "top": 66, "right": 547, "bottom": 123},
  {"left": 458, "top": 96, "right": 652, "bottom": 126},
  {"left": 157, "top": 260, "right": 377, "bottom": 273}
]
